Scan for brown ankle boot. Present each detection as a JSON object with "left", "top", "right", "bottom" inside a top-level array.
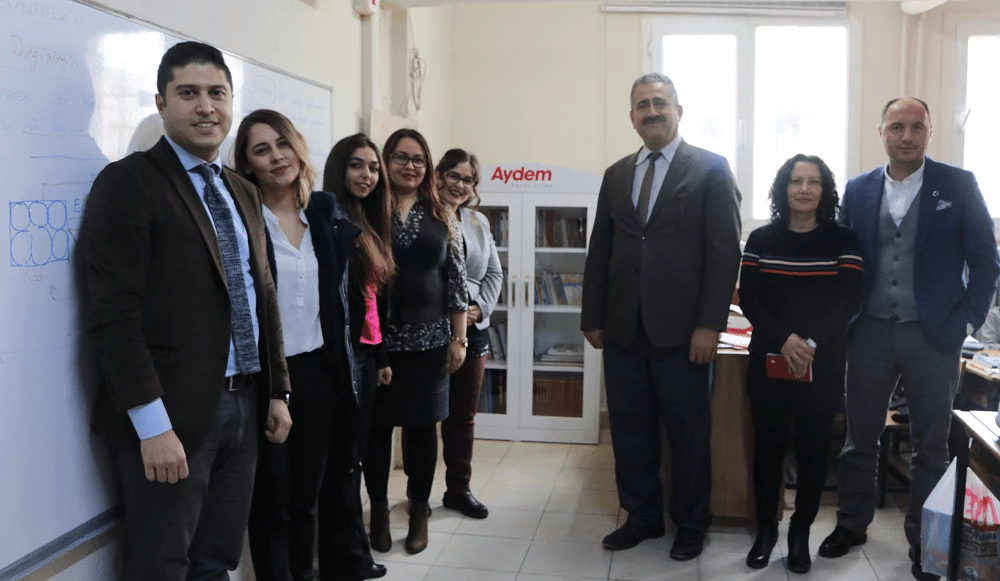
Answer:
[
  {"left": 369, "top": 500, "right": 391, "bottom": 552},
  {"left": 405, "top": 501, "right": 430, "bottom": 554}
]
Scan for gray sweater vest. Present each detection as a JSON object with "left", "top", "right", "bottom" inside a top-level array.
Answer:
[{"left": 865, "top": 191, "right": 920, "bottom": 321}]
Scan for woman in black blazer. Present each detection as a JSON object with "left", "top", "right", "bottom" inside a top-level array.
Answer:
[
  {"left": 236, "top": 110, "right": 386, "bottom": 581},
  {"left": 322, "top": 133, "right": 396, "bottom": 467}
]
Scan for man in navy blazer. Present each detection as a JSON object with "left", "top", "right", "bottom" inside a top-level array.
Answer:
[{"left": 818, "top": 97, "right": 999, "bottom": 580}]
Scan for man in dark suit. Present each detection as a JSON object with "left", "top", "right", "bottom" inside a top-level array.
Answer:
[
  {"left": 582, "top": 73, "right": 742, "bottom": 560},
  {"left": 818, "top": 97, "right": 999, "bottom": 581},
  {"left": 76, "top": 41, "right": 292, "bottom": 579}
]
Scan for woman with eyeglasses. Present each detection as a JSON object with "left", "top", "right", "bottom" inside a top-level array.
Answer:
[
  {"left": 363, "top": 129, "right": 468, "bottom": 555},
  {"left": 739, "top": 154, "right": 863, "bottom": 574},
  {"left": 428, "top": 149, "right": 502, "bottom": 519}
]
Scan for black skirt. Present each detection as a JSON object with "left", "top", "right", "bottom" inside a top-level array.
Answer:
[{"left": 371, "top": 345, "right": 449, "bottom": 427}]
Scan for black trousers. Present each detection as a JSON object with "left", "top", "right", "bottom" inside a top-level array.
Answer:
[
  {"left": 248, "top": 349, "right": 374, "bottom": 581},
  {"left": 364, "top": 424, "right": 438, "bottom": 503},
  {"left": 746, "top": 352, "right": 844, "bottom": 528},
  {"left": 603, "top": 328, "right": 713, "bottom": 533},
  {"left": 115, "top": 386, "right": 258, "bottom": 581}
]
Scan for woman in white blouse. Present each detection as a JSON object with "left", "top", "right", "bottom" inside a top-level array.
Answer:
[
  {"left": 433, "top": 149, "right": 503, "bottom": 518},
  {"left": 234, "top": 110, "right": 386, "bottom": 581}
]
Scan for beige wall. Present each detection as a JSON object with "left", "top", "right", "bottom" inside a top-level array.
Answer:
[
  {"left": 451, "top": 2, "right": 616, "bottom": 170},
  {"left": 446, "top": 0, "right": 1000, "bottom": 182},
  {"left": 409, "top": 5, "right": 455, "bottom": 156}
]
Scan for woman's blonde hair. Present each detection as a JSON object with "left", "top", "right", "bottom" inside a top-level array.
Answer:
[{"left": 233, "top": 109, "right": 316, "bottom": 208}]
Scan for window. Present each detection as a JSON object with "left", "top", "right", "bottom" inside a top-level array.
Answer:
[
  {"left": 652, "top": 20, "right": 851, "bottom": 220},
  {"left": 956, "top": 25, "right": 1000, "bottom": 217}
]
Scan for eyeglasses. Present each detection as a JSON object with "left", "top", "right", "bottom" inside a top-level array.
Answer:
[
  {"left": 389, "top": 152, "right": 428, "bottom": 168},
  {"left": 444, "top": 171, "right": 477, "bottom": 188}
]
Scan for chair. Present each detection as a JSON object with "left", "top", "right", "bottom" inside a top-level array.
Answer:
[{"left": 877, "top": 410, "right": 910, "bottom": 508}]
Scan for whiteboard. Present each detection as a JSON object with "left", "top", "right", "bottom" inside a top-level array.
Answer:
[{"left": 0, "top": 0, "right": 332, "bottom": 576}]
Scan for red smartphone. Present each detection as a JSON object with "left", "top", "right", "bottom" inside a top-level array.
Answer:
[{"left": 766, "top": 354, "right": 813, "bottom": 382}]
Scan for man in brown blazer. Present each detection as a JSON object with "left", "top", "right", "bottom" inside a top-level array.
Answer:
[
  {"left": 76, "top": 41, "right": 291, "bottom": 579},
  {"left": 582, "top": 73, "right": 742, "bottom": 560}
]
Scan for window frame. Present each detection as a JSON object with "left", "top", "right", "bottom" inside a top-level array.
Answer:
[
  {"left": 953, "top": 21, "right": 1000, "bottom": 208},
  {"left": 646, "top": 16, "right": 860, "bottom": 222}
]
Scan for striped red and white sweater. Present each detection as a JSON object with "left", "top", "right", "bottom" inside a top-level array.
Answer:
[{"left": 739, "top": 221, "right": 864, "bottom": 356}]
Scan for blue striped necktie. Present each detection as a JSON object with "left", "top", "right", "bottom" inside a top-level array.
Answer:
[{"left": 195, "top": 163, "right": 261, "bottom": 375}]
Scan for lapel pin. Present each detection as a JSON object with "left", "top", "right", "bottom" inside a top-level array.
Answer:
[{"left": 932, "top": 191, "right": 939, "bottom": 197}]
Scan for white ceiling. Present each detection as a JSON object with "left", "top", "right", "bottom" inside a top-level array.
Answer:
[{"left": 387, "top": 0, "right": 961, "bottom": 10}]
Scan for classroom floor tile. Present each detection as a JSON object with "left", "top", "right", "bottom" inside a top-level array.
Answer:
[{"left": 242, "top": 438, "right": 912, "bottom": 580}]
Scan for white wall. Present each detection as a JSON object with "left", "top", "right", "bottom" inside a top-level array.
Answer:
[{"left": 94, "top": 0, "right": 366, "bottom": 141}]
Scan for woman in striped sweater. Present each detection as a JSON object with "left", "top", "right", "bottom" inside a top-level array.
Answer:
[{"left": 739, "top": 154, "right": 864, "bottom": 574}]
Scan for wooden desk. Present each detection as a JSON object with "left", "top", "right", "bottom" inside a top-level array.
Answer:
[
  {"left": 960, "top": 360, "right": 1000, "bottom": 411},
  {"left": 661, "top": 351, "right": 757, "bottom": 521},
  {"left": 950, "top": 411, "right": 1000, "bottom": 581}
]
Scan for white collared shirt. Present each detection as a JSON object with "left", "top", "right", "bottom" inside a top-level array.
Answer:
[
  {"left": 631, "top": 135, "right": 682, "bottom": 223},
  {"left": 262, "top": 205, "right": 324, "bottom": 357},
  {"left": 883, "top": 160, "right": 925, "bottom": 227}
]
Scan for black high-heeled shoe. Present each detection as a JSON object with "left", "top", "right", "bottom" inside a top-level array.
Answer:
[
  {"left": 746, "top": 524, "right": 779, "bottom": 569},
  {"left": 787, "top": 524, "right": 812, "bottom": 574}
]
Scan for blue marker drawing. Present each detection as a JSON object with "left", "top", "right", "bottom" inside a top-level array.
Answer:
[{"left": 9, "top": 199, "right": 72, "bottom": 267}]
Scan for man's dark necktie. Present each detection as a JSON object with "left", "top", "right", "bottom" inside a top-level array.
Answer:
[
  {"left": 636, "top": 151, "right": 661, "bottom": 227},
  {"left": 195, "top": 163, "right": 260, "bottom": 375}
]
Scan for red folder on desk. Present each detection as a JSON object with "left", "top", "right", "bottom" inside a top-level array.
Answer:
[{"left": 766, "top": 354, "right": 812, "bottom": 382}]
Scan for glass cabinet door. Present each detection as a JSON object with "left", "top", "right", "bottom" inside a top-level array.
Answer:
[
  {"left": 474, "top": 195, "right": 522, "bottom": 430},
  {"left": 520, "top": 196, "right": 599, "bottom": 432}
]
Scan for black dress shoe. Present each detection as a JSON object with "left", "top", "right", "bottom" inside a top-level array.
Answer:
[
  {"left": 746, "top": 524, "right": 778, "bottom": 569},
  {"left": 601, "top": 520, "right": 665, "bottom": 551},
  {"left": 787, "top": 524, "right": 811, "bottom": 574},
  {"left": 818, "top": 525, "right": 867, "bottom": 558},
  {"left": 362, "top": 563, "right": 387, "bottom": 579},
  {"left": 909, "top": 546, "right": 941, "bottom": 581},
  {"left": 670, "top": 529, "right": 704, "bottom": 561},
  {"left": 442, "top": 490, "right": 489, "bottom": 519}
]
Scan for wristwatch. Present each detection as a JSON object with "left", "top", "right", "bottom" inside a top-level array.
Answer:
[
  {"left": 451, "top": 336, "right": 469, "bottom": 348},
  {"left": 271, "top": 391, "right": 291, "bottom": 405}
]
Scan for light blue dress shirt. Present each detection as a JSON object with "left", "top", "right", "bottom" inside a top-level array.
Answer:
[
  {"left": 631, "top": 136, "right": 682, "bottom": 223},
  {"left": 127, "top": 135, "right": 260, "bottom": 440}
]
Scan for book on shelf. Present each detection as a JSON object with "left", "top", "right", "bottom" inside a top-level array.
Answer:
[
  {"left": 498, "top": 271, "right": 507, "bottom": 306},
  {"left": 481, "top": 208, "right": 509, "bottom": 246},
  {"left": 486, "top": 323, "right": 508, "bottom": 361},
  {"left": 532, "top": 373, "right": 583, "bottom": 418},
  {"left": 478, "top": 369, "right": 507, "bottom": 414},
  {"left": 535, "top": 210, "right": 586, "bottom": 248},
  {"left": 533, "top": 270, "right": 584, "bottom": 306}
]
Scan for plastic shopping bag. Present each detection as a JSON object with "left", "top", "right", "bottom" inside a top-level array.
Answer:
[{"left": 921, "top": 458, "right": 1000, "bottom": 580}]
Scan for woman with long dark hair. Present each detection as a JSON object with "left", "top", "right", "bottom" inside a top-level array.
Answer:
[
  {"left": 739, "top": 154, "right": 863, "bottom": 574},
  {"left": 237, "top": 111, "right": 386, "bottom": 581},
  {"left": 323, "top": 133, "right": 396, "bottom": 463},
  {"left": 363, "top": 129, "right": 468, "bottom": 555}
]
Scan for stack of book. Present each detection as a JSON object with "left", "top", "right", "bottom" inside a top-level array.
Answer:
[
  {"left": 480, "top": 208, "right": 509, "bottom": 246},
  {"left": 532, "top": 373, "right": 583, "bottom": 418},
  {"left": 534, "top": 270, "right": 584, "bottom": 306},
  {"left": 968, "top": 351, "right": 1000, "bottom": 381},
  {"left": 535, "top": 210, "right": 586, "bottom": 248},
  {"left": 486, "top": 323, "right": 508, "bottom": 361},
  {"left": 537, "top": 343, "right": 584, "bottom": 366}
]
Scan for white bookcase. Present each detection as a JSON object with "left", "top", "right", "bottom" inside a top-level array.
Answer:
[{"left": 473, "top": 165, "right": 601, "bottom": 444}]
